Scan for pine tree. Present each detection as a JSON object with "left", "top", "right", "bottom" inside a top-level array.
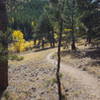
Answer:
[{"left": 0, "top": 0, "right": 8, "bottom": 90}]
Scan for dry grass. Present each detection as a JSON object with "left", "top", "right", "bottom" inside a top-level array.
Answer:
[
  {"left": 4, "top": 48, "right": 58, "bottom": 100},
  {"left": 59, "top": 46, "right": 100, "bottom": 79}
]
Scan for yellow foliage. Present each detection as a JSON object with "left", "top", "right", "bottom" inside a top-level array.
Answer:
[
  {"left": 9, "top": 30, "right": 34, "bottom": 52},
  {"left": 29, "top": 41, "right": 34, "bottom": 48},
  {"left": 12, "top": 30, "right": 24, "bottom": 41},
  {"left": 64, "top": 28, "right": 72, "bottom": 32},
  {"left": 8, "top": 46, "right": 15, "bottom": 52},
  {"left": 32, "top": 21, "right": 36, "bottom": 26},
  {"left": 54, "top": 33, "right": 58, "bottom": 39},
  {"left": 19, "top": 45, "right": 26, "bottom": 52}
]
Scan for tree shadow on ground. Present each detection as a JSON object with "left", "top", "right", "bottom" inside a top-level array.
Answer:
[
  {"left": 0, "top": 88, "right": 6, "bottom": 99},
  {"left": 61, "top": 48, "right": 100, "bottom": 66},
  {"left": 85, "top": 48, "right": 100, "bottom": 59},
  {"left": 34, "top": 47, "right": 56, "bottom": 52},
  {"left": 61, "top": 48, "right": 100, "bottom": 59},
  {"left": 61, "top": 50, "right": 84, "bottom": 58},
  {"left": 90, "top": 60, "right": 100, "bottom": 66}
]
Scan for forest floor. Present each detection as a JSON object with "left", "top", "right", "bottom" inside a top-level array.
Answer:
[
  {"left": 52, "top": 47, "right": 100, "bottom": 100},
  {"left": 1, "top": 46, "right": 100, "bottom": 100}
]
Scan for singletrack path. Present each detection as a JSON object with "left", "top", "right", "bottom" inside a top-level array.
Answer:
[
  {"left": 48, "top": 52, "right": 100, "bottom": 100},
  {"left": 5, "top": 48, "right": 100, "bottom": 100}
]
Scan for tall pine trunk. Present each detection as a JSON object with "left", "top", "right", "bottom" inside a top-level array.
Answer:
[
  {"left": 71, "top": 0, "right": 76, "bottom": 51},
  {"left": 52, "top": 31, "right": 55, "bottom": 47},
  {"left": 42, "top": 38, "right": 44, "bottom": 49},
  {"left": 0, "top": 0, "right": 8, "bottom": 89},
  {"left": 56, "top": 0, "right": 65, "bottom": 99},
  {"left": 57, "top": 18, "right": 63, "bottom": 100},
  {"left": 71, "top": 30, "right": 76, "bottom": 50},
  {"left": 87, "top": 29, "right": 92, "bottom": 44}
]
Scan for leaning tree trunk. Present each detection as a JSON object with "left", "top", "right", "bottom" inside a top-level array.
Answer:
[{"left": 0, "top": 0, "right": 8, "bottom": 89}]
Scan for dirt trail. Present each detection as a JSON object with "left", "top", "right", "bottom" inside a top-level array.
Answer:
[
  {"left": 7, "top": 49, "right": 58, "bottom": 100},
  {"left": 5, "top": 48, "right": 100, "bottom": 100},
  {"left": 47, "top": 52, "right": 100, "bottom": 100}
]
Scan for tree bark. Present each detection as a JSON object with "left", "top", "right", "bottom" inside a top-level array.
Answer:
[
  {"left": 57, "top": 18, "right": 63, "bottom": 100},
  {"left": 71, "top": 39, "right": 76, "bottom": 50},
  {"left": 87, "top": 29, "right": 92, "bottom": 44},
  {"left": 56, "top": 0, "right": 66, "bottom": 99},
  {"left": 42, "top": 38, "right": 44, "bottom": 49},
  {"left": 0, "top": 0, "right": 8, "bottom": 89},
  {"left": 52, "top": 31, "right": 55, "bottom": 47},
  {"left": 71, "top": 29, "right": 76, "bottom": 50},
  {"left": 34, "top": 39, "right": 37, "bottom": 45},
  {"left": 71, "top": 0, "right": 76, "bottom": 51}
]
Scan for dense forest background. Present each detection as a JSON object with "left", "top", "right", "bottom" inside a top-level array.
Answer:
[
  {"left": 7, "top": 0, "right": 100, "bottom": 49},
  {"left": 7, "top": 0, "right": 49, "bottom": 40}
]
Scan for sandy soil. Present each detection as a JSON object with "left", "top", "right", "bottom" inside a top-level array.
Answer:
[
  {"left": 1, "top": 48, "right": 100, "bottom": 100},
  {"left": 48, "top": 52, "right": 100, "bottom": 100}
]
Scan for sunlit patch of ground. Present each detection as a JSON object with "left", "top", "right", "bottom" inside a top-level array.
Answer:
[
  {"left": 52, "top": 45, "right": 100, "bottom": 100},
  {"left": 2, "top": 48, "right": 58, "bottom": 100},
  {"left": 59, "top": 47, "right": 100, "bottom": 78},
  {"left": 2, "top": 45, "right": 100, "bottom": 100}
]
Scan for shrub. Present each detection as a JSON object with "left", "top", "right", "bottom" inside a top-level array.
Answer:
[
  {"left": 9, "top": 54, "right": 24, "bottom": 61},
  {"left": 9, "top": 30, "right": 34, "bottom": 52}
]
